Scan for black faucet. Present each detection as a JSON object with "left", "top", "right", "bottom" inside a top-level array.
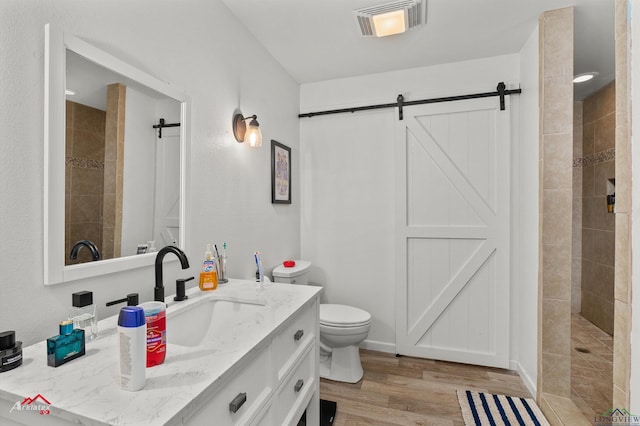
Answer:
[
  {"left": 70, "top": 240, "right": 101, "bottom": 261},
  {"left": 155, "top": 246, "right": 190, "bottom": 302}
]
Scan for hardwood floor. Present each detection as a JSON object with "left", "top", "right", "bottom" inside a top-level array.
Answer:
[{"left": 320, "top": 350, "right": 532, "bottom": 425}]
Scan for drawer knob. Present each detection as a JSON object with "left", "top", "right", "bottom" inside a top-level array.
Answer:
[
  {"left": 229, "top": 392, "right": 247, "bottom": 413},
  {"left": 294, "top": 329, "right": 304, "bottom": 341},
  {"left": 294, "top": 379, "right": 304, "bottom": 392}
]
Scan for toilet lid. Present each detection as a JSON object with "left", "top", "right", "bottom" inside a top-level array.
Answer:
[{"left": 320, "top": 304, "right": 371, "bottom": 327}]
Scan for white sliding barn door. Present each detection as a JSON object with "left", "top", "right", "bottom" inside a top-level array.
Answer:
[
  {"left": 154, "top": 133, "right": 181, "bottom": 247},
  {"left": 395, "top": 97, "right": 510, "bottom": 368}
]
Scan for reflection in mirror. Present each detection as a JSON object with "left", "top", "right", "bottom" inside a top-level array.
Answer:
[
  {"left": 65, "top": 51, "right": 181, "bottom": 265},
  {"left": 45, "top": 23, "right": 188, "bottom": 285}
]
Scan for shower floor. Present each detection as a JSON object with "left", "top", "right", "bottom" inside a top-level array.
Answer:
[{"left": 571, "top": 313, "right": 613, "bottom": 419}]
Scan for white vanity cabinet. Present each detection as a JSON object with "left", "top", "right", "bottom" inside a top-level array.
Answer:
[
  {"left": 274, "top": 344, "right": 316, "bottom": 425},
  {"left": 185, "top": 342, "right": 273, "bottom": 425},
  {"left": 273, "top": 302, "right": 319, "bottom": 425},
  {"left": 0, "top": 281, "right": 322, "bottom": 426},
  {"left": 185, "top": 298, "right": 320, "bottom": 426}
]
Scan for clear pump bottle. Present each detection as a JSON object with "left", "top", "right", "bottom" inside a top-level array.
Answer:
[
  {"left": 69, "top": 291, "right": 97, "bottom": 341},
  {"left": 199, "top": 244, "right": 218, "bottom": 291}
]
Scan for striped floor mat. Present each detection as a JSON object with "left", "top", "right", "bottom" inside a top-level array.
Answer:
[{"left": 456, "top": 390, "right": 550, "bottom": 426}]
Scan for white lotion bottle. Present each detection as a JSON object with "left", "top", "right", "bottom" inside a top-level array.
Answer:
[{"left": 118, "top": 306, "right": 146, "bottom": 391}]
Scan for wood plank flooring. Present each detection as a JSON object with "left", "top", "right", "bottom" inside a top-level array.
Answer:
[{"left": 320, "top": 349, "right": 532, "bottom": 425}]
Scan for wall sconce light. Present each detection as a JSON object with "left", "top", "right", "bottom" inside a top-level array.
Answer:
[{"left": 233, "top": 113, "right": 263, "bottom": 148}]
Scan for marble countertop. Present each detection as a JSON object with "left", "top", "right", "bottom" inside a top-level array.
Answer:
[{"left": 0, "top": 279, "right": 321, "bottom": 425}]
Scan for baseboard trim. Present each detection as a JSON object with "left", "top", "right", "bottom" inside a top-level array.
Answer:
[
  {"left": 361, "top": 339, "right": 396, "bottom": 354},
  {"left": 511, "top": 360, "right": 537, "bottom": 398}
]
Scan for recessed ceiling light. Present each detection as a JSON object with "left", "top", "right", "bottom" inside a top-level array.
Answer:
[
  {"left": 573, "top": 72, "right": 599, "bottom": 83},
  {"left": 354, "top": 0, "right": 425, "bottom": 38},
  {"left": 372, "top": 9, "right": 406, "bottom": 37}
]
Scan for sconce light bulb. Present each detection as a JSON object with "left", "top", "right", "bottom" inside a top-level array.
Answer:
[{"left": 245, "top": 117, "right": 262, "bottom": 148}]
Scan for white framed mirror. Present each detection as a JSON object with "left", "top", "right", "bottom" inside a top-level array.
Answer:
[{"left": 44, "top": 23, "right": 189, "bottom": 285}]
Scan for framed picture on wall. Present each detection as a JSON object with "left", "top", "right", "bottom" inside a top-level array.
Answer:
[{"left": 271, "top": 140, "right": 291, "bottom": 204}]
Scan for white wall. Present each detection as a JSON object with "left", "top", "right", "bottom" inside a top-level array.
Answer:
[
  {"left": 300, "top": 109, "right": 396, "bottom": 351},
  {"left": 513, "top": 25, "right": 540, "bottom": 397},
  {"left": 0, "top": 0, "right": 300, "bottom": 346},
  {"left": 300, "top": 55, "right": 521, "bottom": 354},
  {"left": 121, "top": 86, "right": 160, "bottom": 257}
]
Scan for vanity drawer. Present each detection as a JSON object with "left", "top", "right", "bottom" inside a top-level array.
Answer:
[
  {"left": 250, "top": 402, "right": 274, "bottom": 426},
  {"left": 274, "top": 346, "right": 315, "bottom": 426},
  {"left": 202, "top": 344, "right": 272, "bottom": 425},
  {"left": 275, "top": 302, "right": 316, "bottom": 380}
]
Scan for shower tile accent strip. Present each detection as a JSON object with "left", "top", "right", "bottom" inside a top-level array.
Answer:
[
  {"left": 66, "top": 157, "right": 105, "bottom": 169},
  {"left": 573, "top": 148, "right": 615, "bottom": 168}
]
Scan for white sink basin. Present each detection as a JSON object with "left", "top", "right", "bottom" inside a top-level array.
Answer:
[{"left": 166, "top": 298, "right": 266, "bottom": 347}]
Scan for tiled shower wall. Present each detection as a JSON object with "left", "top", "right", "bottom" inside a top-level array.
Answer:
[
  {"left": 65, "top": 101, "right": 106, "bottom": 264},
  {"left": 572, "top": 102, "right": 583, "bottom": 314},
  {"left": 612, "top": 0, "right": 631, "bottom": 409},
  {"left": 102, "top": 83, "right": 126, "bottom": 260},
  {"left": 580, "top": 82, "right": 616, "bottom": 335},
  {"left": 538, "top": 6, "right": 574, "bottom": 403},
  {"left": 64, "top": 87, "right": 125, "bottom": 264},
  {"left": 539, "top": 3, "right": 630, "bottom": 421}
]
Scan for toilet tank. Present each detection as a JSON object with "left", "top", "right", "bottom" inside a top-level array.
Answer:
[{"left": 272, "top": 260, "right": 311, "bottom": 285}]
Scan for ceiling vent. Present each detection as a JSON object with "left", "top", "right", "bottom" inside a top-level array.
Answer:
[{"left": 354, "top": 0, "right": 425, "bottom": 37}]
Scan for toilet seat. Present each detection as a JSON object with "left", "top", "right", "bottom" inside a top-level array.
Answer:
[{"left": 320, "top": 304, "right": 371, "bottom": 328}]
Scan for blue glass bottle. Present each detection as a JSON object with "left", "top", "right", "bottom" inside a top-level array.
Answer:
[{"left": 47, "top": 320, "right": 85, "bottom": 367}]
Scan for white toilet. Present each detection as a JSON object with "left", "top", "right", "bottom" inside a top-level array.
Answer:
[{"left": 272, "top": 261, "right": 371, "bottom": 383}]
